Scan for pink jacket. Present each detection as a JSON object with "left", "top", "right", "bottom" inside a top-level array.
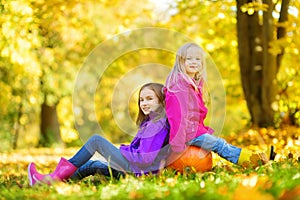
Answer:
[{"left": 165, "top": 73, "right": 214, "bottom": 152}]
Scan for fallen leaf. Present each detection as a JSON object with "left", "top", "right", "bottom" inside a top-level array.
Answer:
[
  {"left": 233, "top": 185, "right": 274, "bottom": 200},
  {"left": 279, "top": 185, "right": 300, "bottom": 200}
]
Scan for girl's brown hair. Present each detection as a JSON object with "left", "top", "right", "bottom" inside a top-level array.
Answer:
[{"left": 136, "top": 83, "right": 165, "bottom": 126}]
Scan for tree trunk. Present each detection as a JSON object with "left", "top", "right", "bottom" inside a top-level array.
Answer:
[
  {"left": 236, "top": 0, "right": 265, "bottom": 126},
  {"left": 261, "top": 0, "right": 277, "bottom": 126},
  {"left": 12, "top": 103, "right": 22, "bottom": 149},
  {"left": 236, "top": 0, "right": 290, "bottom": 127},
  {"left": 39, "top": 100, "right": 63, "bottom": 147},
  {"left": 277, "top": 0, "right": 290, "bottom": 66}
]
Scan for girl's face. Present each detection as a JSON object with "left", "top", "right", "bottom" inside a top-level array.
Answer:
[
  {"left": 184, "top": 46, "right": 202, "bottom": 78},
  {"left": 139, "top": 88, "right": 160, "bottom": 115}
]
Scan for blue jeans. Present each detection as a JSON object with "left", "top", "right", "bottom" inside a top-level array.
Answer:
[
  {"left": 188, "top": 133, "right": 241, "bottom": 164},
  {"left": 68, "top": 134, "right": 130, "bottom": 179},
  {"left": 70, "top": 160, "right": 124, "bottom": 180}
]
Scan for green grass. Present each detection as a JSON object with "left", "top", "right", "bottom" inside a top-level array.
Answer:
[{"left": 0, "top": 148, "right": 299, "bottom": 200}]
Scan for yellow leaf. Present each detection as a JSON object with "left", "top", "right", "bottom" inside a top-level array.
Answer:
[
  {"left": 233, "top": 185, "right": 274, "bottom": 200},
  {"left": 55, "top": 182, "right": 81, "bottom": 195},
  {"left": 248, "top": 8, "right": 255, "bottom": 15}
]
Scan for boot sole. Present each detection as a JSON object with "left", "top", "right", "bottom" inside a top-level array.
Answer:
[{"left": 27, "top": 163, "right": 35, "bottom": 186}]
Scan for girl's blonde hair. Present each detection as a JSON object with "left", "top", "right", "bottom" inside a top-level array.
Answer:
[
  {"left": 165, "top": 42, "right": 207, "bottom": 90},
  {"left": 165, "top": 43, "right": 209, "bottom": 103}
]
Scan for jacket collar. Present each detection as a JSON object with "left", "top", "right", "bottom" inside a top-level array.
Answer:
[{"left": 178, "top": 73, "right": 200, "bottom": 91}]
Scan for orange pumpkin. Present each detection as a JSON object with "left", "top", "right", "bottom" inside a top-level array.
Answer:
[{"left": 167, "top": 146, "right": 213, "bottom": 173}]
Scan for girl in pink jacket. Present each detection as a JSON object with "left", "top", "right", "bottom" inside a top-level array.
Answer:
[{"left": 165, "top": 42, "right": 275, "bottom": 167}]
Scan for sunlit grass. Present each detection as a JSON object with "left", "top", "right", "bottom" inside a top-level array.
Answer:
[
  {"left": 0, "top": 146, "right": 299, "bottom": 200},
  {"left": 1, "top": 126, "right": 300, "bottom": 199}
]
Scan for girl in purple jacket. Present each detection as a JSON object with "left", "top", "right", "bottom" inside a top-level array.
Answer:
[
  {"left": 165, "top": 43, "right": 275, "bottom": 167},
  {"left": 28, "top": 83, "right": 170, "bottom": 186}
]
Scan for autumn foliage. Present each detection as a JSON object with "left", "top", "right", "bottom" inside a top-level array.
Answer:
[{"left": 0, "top": 0, "right": 300, "bottom": 199}]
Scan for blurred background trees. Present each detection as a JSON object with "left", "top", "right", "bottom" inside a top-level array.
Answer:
[{"left": 0, "top": 0, "right": 299, "bottom": 150}]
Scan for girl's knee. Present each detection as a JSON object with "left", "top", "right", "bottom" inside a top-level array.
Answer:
[
  {"left": 203, "top": 133, "right": 220, "bottom": 141},
  {"left": 203, "top": 133, "right": 215, "bottom": 138},
  {"left": 89, "top": 134, "right": 104, "bottom": 143}
]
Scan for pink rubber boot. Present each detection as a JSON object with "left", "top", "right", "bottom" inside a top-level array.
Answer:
[
  {"left": 30, "top": 157, "right": 77, "bottom": 186},
  {"left": 28, "top": 162, "right": 42, "bottom": 186}
]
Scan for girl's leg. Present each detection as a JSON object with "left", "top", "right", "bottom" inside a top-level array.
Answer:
[
  {"left": 188, "top": 133, "right": 241, "bottom": 164},
  {"left": 29, "top": 134, "right": 130, "bottom": 186},
  {"left": 188, "top": 134, "right": 275, "bottom": 166},
  {"left": 68, "top": 134, "right": 131, "bottom": 172},
  {"left": 70, "top": 160, "right": 124, "bottom": 180}
]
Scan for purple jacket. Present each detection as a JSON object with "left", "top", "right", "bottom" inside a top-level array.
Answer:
[
  {"left": 165, "top": 73, "right": 214, "bottom": 153},
  {"left": 119, "top": 112, "right": 170, "bottom": 174}
]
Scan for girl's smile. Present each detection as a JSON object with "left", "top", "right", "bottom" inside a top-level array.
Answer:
[
  {"left": 184, "top": 46, "right": 202, "bottom": 78},
  {"left": 139, "top": 88, "right": 160, "bottom": 115}
]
